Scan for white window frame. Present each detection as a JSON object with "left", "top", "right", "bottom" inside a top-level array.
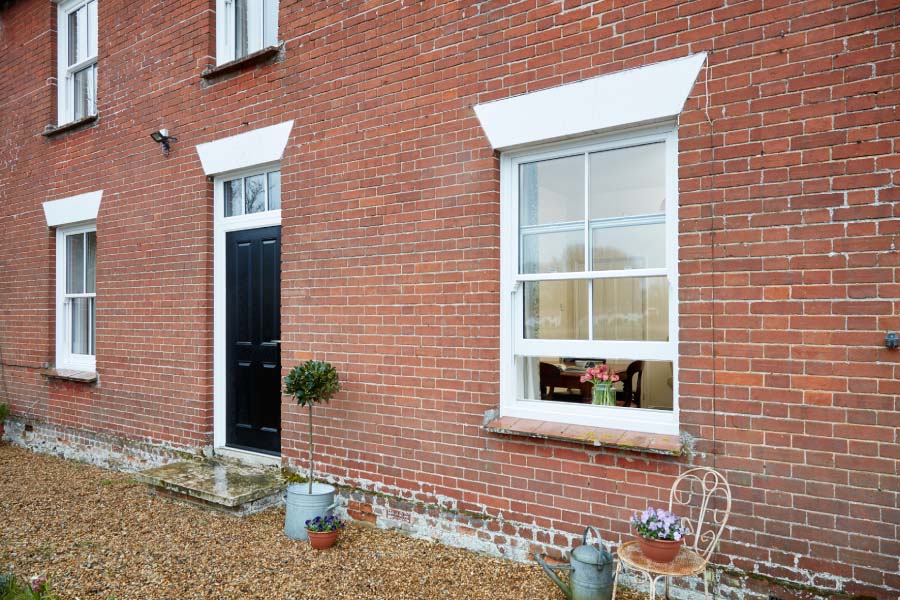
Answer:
[
  {"left": 55, "top": 222, "right": 97, "bottom": 372},
  {"left": 215, "top": 0, "right": 278, "bottom": 65},
  {"left": 499, "top": 123, "right": 679, "bottom": 435},
  {"left": 56, "top": 0, "right": 98, "bottom": 125},
  {"left": 213, "top": 163, "right": 282, "bottom": 449}
]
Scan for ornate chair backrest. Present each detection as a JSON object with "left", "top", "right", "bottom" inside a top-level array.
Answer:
[{"left": 667, "top": 467, "right": 731, "bottom": 561}]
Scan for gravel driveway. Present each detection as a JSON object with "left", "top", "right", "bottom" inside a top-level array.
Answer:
[{"left": 0, "top": 444, "right": 644, "bottom": 600}]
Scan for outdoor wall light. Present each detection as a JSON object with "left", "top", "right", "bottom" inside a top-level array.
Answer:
[
  {"left": 150, "top": 129, "right": 177, "bottom": 155},
  {"left": 886, "top": 332, "right": 899, "bottom": 350}
]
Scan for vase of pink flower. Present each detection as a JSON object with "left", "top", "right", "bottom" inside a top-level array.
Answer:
[
  {"left": 630, "top": 507, "right": 686, "bottom": 563},
  {"left": 580, "top": 364, "right": 619, "bottom": 406}
]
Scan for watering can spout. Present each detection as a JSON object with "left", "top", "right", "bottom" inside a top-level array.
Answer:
[{"left": 533, "top": 553, "right": 573, "bottom": 600}]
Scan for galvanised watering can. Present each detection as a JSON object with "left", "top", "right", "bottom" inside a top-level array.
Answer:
[{"left": 534, "top": 526, "right": 614, "bottom": 600}]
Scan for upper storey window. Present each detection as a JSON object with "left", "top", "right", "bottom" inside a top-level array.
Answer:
[
  {"left": 57, "top": 0, "right": 98, "bottom": 124},
  {"left": 217, "top": 0, "right": 279, "bottom": 65}
]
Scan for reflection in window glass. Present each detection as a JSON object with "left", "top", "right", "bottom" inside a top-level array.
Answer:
[
  {"left": 589, "top": 143, "right": 666, "bottom": 220},
  {"left": 224, "top": 179, "right": 243, "bottom": 217},
  {"left": 86, "top": 231, "right": 96, "bottom": 293},
  {"left": 267, "top": 171, "right": 281, "bottom": 210},
  {"left": 592, "top": 222, "right": 665, "bottom": 270},
  {"left": 224, "top": 171, "right": 282, "bottom": 217},
  {"left": 524, "top": 280, "right": 589, "bottom": 340},
  {"left": 234, "top": 0, "right": 249, "bottom": 58},
  {"left": 592, "top": 277, "right": 668, "bottom": 341},
  {"left": 245, "top": 174, "right": 266, "bottom": 214},
  {"left": 71, "top": 297, "right": 94, "bottom": 355},
  {"left": 66, "top": 233, "right": 85, "bottom": 294},
  {"left": 521, "top": 230, "right": 583, "bottom": 274},
  {"left": 519, "top": 155, "right": 584, "bottom": 227}
]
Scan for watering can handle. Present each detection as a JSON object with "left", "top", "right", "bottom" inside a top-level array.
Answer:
[{"left": 583, "top": 526, "right": 603, "bottom": 546}]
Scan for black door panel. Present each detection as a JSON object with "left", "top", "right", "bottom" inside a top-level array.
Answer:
[{"left": 226, "top": 226, "right": 281, "bottom": 454}]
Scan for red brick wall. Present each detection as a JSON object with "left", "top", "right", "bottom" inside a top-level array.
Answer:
[{"left": 1, "top": 0, "right": 897, "bottom": 597}]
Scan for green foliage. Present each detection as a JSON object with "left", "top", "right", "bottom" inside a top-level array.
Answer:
[
  {"left": 0, "top": 574, "right": 60, "bottom": 600},
  {"left": 283, "top": 361, "right": 340, "bottom": 407},
  {"left": 0, "top": 404, "right": 9, "bottom": 422}
]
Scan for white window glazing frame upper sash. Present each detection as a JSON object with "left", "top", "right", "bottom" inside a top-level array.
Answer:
[{"left": 499, "top": 123, "right": 680, "bottom": 435}]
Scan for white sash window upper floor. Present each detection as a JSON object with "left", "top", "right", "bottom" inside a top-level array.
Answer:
[
  {"left": 57, "top": 0, "right": 98, "bottom": 125},
  {"left": 216, "top": 0, "right": 279, "bottom": 65}
]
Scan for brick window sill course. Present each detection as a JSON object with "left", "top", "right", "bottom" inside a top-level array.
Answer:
[
  {"left": 201, "top": 43, "right": 283, "bottom": 80},
  {"left": 483, "top": 416, "right": 683, "bottom": 456},
  {"left": 43, "top": 114, "right": 98, "bottom": 137},
  {"left": 41, "top": 368, "right": 97, "bottom": 383}
]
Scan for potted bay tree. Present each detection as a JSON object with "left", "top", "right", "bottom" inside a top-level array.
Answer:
[{"left": 282, "top": 359, "right": 341, "bottom": 541}]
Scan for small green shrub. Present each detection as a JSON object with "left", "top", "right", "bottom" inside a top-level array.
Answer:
[
  {"left": 0, "top": 404, "right": 9, "bottom": 422},
  {"left": 283, "top": 360, "right": 340, "bottom": 494}
]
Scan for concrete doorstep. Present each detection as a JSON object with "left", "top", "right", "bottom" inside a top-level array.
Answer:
[{"left": 135, "top": 458, "right": 286, "bottom": 516}]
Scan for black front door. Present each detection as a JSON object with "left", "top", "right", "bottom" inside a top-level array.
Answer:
[{"left": 226, "top": 226, "right": 281, "bottom": 454}]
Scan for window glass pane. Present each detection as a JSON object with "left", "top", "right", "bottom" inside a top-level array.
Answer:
[
  {"left": 87, "top": 0, "right": 97, "bottom": 58},
  {"left": 90, "top": 296, "right": 96, "bottom": 355},
  {"left": 70, "top": 297, "right": 94, "bottom": 355},
  {"left": 592, "top": 221, "right": 665, "bottom": 270},
  {"left": 85, "top": 231, "right": 96, "bottom": 293},
  {"left": 592, "top": 277, "right": 668, "bottom": 341},
  {"left": 521, "top": 230, "right": 583, "bottom": 274},
  {"left": 76, "top": 5, "right": 89, "bottom": 64},
  {"left": 524, "top": 280, "right": 588, "bottom": 340},
  {"left": 67, "top": 10, "right": 79, "bottom": 66},
  {"left": 520, "top": 154, "right": 584, "bottom": 227},
  {"left": 66, "top": 233, "right": 85, "bottom": 294},
  {"left": 263, "top": 0, "right": 278, "bottom": 46},
  {"left": 518, "top": 356, "right": 673, "bottom": 410},
  {"left": 72, "top": 65, "right": 95, "bottom": 120},
  {"left": 224, "top": 178, "right": 243, "bottom": 217},
  {"left": 589, "top": 143, "right": 666, "bottom": 219},
  {"left": 267, "top": 171, "right": 281, "bottom": 210},
  {"left": 245, "top": 174, "right": 266, "bottom": 214},
  {"left": 234, "top": 0, "right": 249, "bottom": 58}
]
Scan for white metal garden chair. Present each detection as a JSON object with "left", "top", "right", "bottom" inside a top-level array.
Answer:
[{"left": 612, "top": 467, "right": 732, "bottom": 600}]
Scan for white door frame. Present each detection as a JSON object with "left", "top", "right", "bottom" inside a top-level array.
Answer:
[{"left": 212, "top": 162, "right": 282, "bottom": 451}]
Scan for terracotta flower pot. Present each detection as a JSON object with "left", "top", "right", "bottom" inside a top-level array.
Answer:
[
  {"left": 306, "top": 529, "right": 339, "bottom": 550},
  {"left": 636, "top": 536, "right": 683, "bottom": 563}
]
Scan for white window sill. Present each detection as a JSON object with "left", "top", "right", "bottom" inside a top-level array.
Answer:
[
  {"left": 41, "top": 368, "right": 97, "bottom": 383},
  {"left": 483, "top": 416, "right": 683, "bottom": 456}
]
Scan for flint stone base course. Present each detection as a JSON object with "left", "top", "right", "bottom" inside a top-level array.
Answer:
[
  {"left": 2, "top": 417, "right": 204, "bottom": 472},
  {"left": 1, "top": 419, "right": 861, "bottom": 600}
]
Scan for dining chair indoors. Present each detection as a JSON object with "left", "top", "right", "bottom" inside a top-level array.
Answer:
[{"left": 612, "top": 467, "right": 732, "bottom": 600}]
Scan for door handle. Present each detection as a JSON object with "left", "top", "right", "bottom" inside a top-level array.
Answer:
[{"left": 270, "top": 340, "right": 282, "bottom": 344}]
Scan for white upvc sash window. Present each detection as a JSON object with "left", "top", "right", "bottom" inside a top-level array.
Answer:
[
  {"left": 217, "top": 0, "right": 279, "bottom": 65},
  {"left": 500, "top": 126, "right": 680, "bottom": 435},
  {"left": 56, "top": 223, "right": 97, "bottom": 372},
  {"left": 57, "top": 0, "right": 98, "bottom": 124}
]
